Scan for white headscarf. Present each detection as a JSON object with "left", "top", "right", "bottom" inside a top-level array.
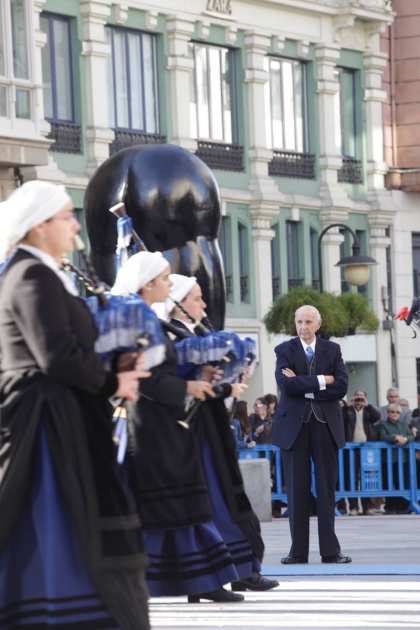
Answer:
[
  {"left": 0, "top": 180, "right": 71, "bottom": 262},
  {"left": 165, "top": 274, "right": 197, "bottom": 313},
  {"left": 111, "top": 251, "right": 169, "bottom": 295}
]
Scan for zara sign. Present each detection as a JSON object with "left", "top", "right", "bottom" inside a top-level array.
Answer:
[{"left": 206, "top": 0, "right": 232, "bottom": 15}]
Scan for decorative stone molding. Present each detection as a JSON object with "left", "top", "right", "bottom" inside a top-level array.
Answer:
[
  {"left": 225, "top": 26, "right": 237, "bottom": 45},
  {"left": 271, "top": 34, "right": 285, "bottom": 55},
  {"left": 145, "top": 10, "right": 158, "bottom": 30},
  {"left": 297, "top": 40, "right": 309, "bottom": 58},
  {"left": 197, "top": 20, "right": 210, "bottom": 40},
  {"left": 115, "top": 2, "right": 128, "bottom": 24}
]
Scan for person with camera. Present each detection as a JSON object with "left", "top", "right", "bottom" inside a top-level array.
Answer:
[{"left": 342, "top": 389, "right": 380, "bottom": 516}]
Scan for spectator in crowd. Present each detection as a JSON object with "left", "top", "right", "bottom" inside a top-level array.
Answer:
[
  {"left": 264, "top": 394, "right": 278, "bottom": 419},
  {"left": 341, "top": 389, "right": 380, "bottom": 516},
  {"left": 379, "top": 388, "right": 412, "bottom": 424},
  {"left": 231, "top": 401, "right": 256, "bottom": 451},
  {"left": 399, "top": 398, "right": 410, "bottom": 408},
  {"left": 249, "top": 397, "right": 274, "bottom": 444},
  {"left": 377, "top": 403, "right": 414, "bottom": 514}
]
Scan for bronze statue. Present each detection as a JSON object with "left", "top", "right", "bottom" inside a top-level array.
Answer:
[{"left": 84, "top": 144, "right": 226, "bottom": 330}]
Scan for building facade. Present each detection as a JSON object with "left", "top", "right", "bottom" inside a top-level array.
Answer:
[
  {"left": 382, "top": 0, "right": 420, "bottom": 407},
  {"left": 1, "top": 0, "right": 401, "bottom": 405}
]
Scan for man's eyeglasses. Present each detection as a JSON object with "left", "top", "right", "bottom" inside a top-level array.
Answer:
[{"left": 388, "top": 411, "right": 401, "bottom": 414}]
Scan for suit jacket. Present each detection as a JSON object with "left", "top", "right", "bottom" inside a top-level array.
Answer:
[{"left": 272, "top": 336, "right": 348, "bottom": 450}]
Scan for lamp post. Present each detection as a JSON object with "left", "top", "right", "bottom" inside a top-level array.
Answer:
[{"left": 317, "top": 223, "right": 377, "bottom": 293}]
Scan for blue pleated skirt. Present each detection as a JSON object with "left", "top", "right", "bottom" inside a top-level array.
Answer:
[
  {"left": 0, "top": 428, "right": 119, "bottom": 629},
  {"left": 145, "top": 441, "right": 259, "bottom": 597}
]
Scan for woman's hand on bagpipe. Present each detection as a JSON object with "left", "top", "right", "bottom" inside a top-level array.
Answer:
[
  {"left": 116, "top": 351, "right": 151, "bottom": 379},
  {"left": 230, "top": 382, "right": 248, "bottom": 399},
  {"left": 186, "top": 380, "right": 216, "bottom": 400},
  {"left": 115, "top": 369, "right": 142, "bottom": 402},
  {"left": 201, "top": 365, "right": 223, "bottom": 384}
]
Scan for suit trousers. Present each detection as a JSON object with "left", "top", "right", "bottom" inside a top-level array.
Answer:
[{"left": 281, "top": 413, "right": 341, "bottom": 558}]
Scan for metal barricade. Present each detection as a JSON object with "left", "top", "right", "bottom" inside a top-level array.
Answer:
[{"left": 238, "top": 442, "right": 420, "bottom": 514}]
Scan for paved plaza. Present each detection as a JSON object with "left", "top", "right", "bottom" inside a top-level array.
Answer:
[{"left": 149, "top": 514, "right": 420, "bottom": 629}]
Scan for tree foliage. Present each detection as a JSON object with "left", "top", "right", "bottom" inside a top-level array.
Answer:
[{"left": 263, "top": 285, "right": 380, "bottom": 339}]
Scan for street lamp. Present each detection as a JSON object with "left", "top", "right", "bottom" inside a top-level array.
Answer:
[{"left": 317, "top": 223, "right": 378, "bottom": 293}]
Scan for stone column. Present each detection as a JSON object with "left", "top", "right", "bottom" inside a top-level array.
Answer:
[
  {"left": 367, "top": 216, "right": 394, "bottom": 403},
  {"left": 250, "top": 204, "right": 278, "bottom": 395},
  {"left": 80, "top": 0, "right": 113, "bottom": 174},
  {"left": 244, "top": 31, "right": 278, "bottom": 198},
  {"left": 315, "top": 43, "right": 349, "bottom": 209},
  {"left": 33, "top": 0, "right": 49, "bottom": 139},
  {"left": 363, "top": 45, "right": 389, "bottom": 196},
  {"left": 166, "top": 17, "right": 196, "bottom": 152}
]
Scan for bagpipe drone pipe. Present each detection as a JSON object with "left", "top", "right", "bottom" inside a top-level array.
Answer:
[{"left": 63, "top": 235, "right": 165, "bottom": 371}]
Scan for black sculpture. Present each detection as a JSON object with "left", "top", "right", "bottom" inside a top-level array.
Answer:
[{"left": 84, "top": 144, "right": 226, "bottom": 330}]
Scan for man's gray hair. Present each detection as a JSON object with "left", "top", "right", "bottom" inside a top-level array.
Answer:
[
  {"left": 386, "top": 387, "right": 399, "bottom": 396},
  {"left": 295, "top": 304, "right": 321, "bottom": 321},
  {"left": 387, "top": 403, "right": 402, "bottom": 414}
]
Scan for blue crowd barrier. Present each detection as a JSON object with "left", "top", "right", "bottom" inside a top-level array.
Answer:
[{"left": 239, "top": 441, "right": 420, "bottom": 515}]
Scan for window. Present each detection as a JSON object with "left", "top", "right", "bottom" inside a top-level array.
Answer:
[
  {"left": 412, "top": 234, "right": 420, "bottom": 297},
  {"left": 334, "top": 68, "right": 357, "bottom": 158},
  {"left": 310, "top": 228, "right": 319, "bottom": 290},
  {"left": 40, "top": 14, "right": 73, "bottom": 122},
  {"left": 271, "top": 224, "right": 281, "bottom": 300},
  {"left": 106, "top": 27, "right": 159, "bottom": 134},
  {"left": 265, "top": 57, "right": 306, "bottom": 152},
  {"left": 334, "top": 68, "right": 362, "bottom": 184},
  {"left": 219, "top": 216, "right": 233, "bottom": 302},
  {"left": 189, "top": 42, "right": 237, "bottom": 144},
  {"left": 0, "top": 0, "right": 33, "bottom": 121},
  {"left": 238, "top": 222, "right": 249, "bottom": 302},
  {"left": 286, "top": 221, "right": 303, "bottom": 289}
]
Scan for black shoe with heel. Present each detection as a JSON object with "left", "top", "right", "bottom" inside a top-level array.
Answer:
[
  {"left": 187, "top": 587, "right": 244, "bottom": 603},
  {"left": 231, "top": 572, "right": 279, "bottom": 591}
]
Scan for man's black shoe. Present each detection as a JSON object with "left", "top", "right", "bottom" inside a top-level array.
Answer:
[
  {"left": 231, "top": 572, "right": 279, "bottom": 591},
  {"left": 281, "top": 556, "right": 308, "bottom": 564},
  {"left": 321, "top": 553, "right": 352, "bottom": 564}
]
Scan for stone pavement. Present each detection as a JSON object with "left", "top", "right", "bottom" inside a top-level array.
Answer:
[{"left": 149, "top": 514, "right": 420, "bottom": 629}]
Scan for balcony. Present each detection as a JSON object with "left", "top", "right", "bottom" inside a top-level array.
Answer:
[
  {"left": 48, "top": 122, "right": 81, "bottom": 154},
  {"left": 109, "top": 130, "right": 166, "bottom": 155},
  {"left": 196, "top": 141, "right": 244, "bottom": 172},
  {"left": 288, "top": 277, "right": 304, "bottom": 290},
  {"left": 338, "top": 158, "right": 363, "bottom": 184},
  {"left": 269, "top": 150, "right": 316, "bottom": 179}
]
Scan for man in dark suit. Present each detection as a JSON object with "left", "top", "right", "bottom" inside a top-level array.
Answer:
[{"left": 272, "top": 305, "right": 351, "bottom": 564}]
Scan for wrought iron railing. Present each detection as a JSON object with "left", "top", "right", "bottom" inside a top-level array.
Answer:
[
  {"left": 240, "top": 275, "right": 249, "bottom": 302},
  {"left": 48, "top": 121, "right": 81, "bottom": 154},
  {"left": 288, "top": 277, "right": 304, "bottom": 290},
  {"left": 338, "top": 157, "right": 363, "bottom": 184},
  {"left": 269, "top": 150, "right": 316, "bottom": 179},
  {"left": 272, "top": 276, "right": 281, "bottom": 300},
  {"left": 196, "top": 140, "right": 244, "bottom": 172},
  {"left": 109, "top": 130, "right": 166, "bottom": 155},
  {"left": 225, "top": 274, "right": 233, "bottom": 301}
]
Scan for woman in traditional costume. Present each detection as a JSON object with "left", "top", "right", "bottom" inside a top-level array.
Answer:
[
  {"left": 0, "top": 181, "right": 149, "bottom": 630},
  {"left": 111, "top": 252, "right": 250, "bottom": 603},
  {"left": 166, "top": 274, "right": 279, "bottom": 595}
]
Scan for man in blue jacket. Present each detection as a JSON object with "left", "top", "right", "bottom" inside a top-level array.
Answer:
[{"left": 272, "top": 305, "right": 351, "bottom": 564}]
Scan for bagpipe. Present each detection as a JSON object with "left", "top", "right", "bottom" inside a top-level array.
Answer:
[
  {"left": 395, "top": 298, "right": 420, "bottom": 339},
  {"left": 111, "top": 201, "right": 214, "bottom": 336},
  {"left": 110, "top": 200, "right": 257, "bottom": 380},
  {"left": 109, "top": 199, "right": 256, "bottom": 427},
  {"left": 62, "top": 235, "right": 165, "bottom": 371}
]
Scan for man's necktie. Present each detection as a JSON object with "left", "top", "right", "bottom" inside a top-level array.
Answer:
[{"left": 306, "top": 346, "right": 314, "bottom": 361}]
